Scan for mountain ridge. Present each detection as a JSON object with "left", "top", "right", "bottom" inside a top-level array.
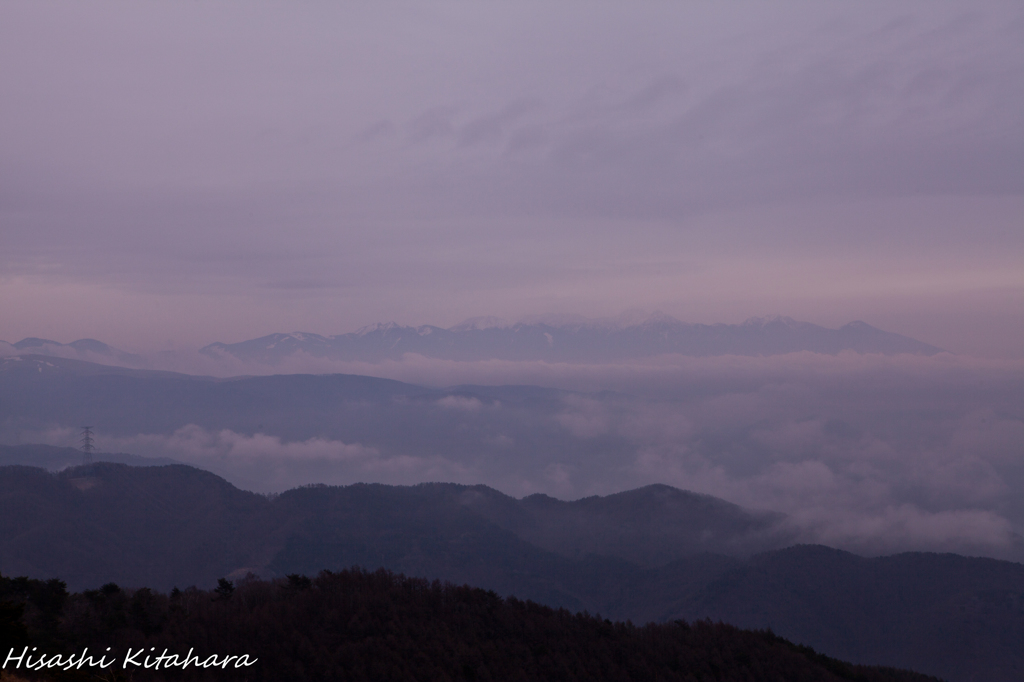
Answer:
[
  {"left": 200, "top": 315, "right": 944, "bottom": 365},
  {"left": 2, "top": 314, "right": 943, "bottom": 370},
  {"left": 2, "top": 461, "right": 1022, "bottom": 681},
  {"left": 1, "top": 337, "right": 146, "bottom": 367}
]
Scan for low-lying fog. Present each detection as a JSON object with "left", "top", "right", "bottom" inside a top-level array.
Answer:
[{"left": 8, "top": 350, "right": 1023, "bottom": 562}]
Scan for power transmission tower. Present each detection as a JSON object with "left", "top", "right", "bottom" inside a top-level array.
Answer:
[{"left": 80, "top": 426, "right": 94, "bottom": 464}]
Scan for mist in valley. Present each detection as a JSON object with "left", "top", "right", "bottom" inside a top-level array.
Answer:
[
  {"left": 2, "top": 3, "right": 1023, "bottom": 679},
  {"left": 4, "top": 347, "right": 1022, "bottom": 562}
]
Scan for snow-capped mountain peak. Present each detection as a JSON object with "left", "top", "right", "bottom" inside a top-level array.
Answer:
[{"left": 197, "top": 316, "right": 943, "bottom": 366}]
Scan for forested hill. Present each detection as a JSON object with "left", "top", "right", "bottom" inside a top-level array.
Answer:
[
  {"left": 0, "top": 461, "right": 783, "bottom": 593},
  {"left": 3, "top": 463, "right": 1024, "bottom": 680},
  {"left": 0, "top": 569, "right": 941, "bottom": 682}
]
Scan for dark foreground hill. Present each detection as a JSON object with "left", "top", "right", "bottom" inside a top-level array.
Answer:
[
  {"left": 680, "top": 546, "right": 1024, "bottom": 682},
  {"left": 2, "top": 464, "right": 1023, "bottom": 681},
  {"left": 0, "top": 569, "right": 939, "bottom": 682}
]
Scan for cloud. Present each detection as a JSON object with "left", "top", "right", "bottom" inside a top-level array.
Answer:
[
  {"left": 555, "top": 396, "right": 611, "bottom": 438},
  {"left": 123, "top": 340, "right": 1024, "bottom": 391},
  {"left": 436, "top": 395, "right": 485, "bottom": 411},
  {"left": 529, "top": 353, "right": 1024, "bottom": 557},
  {"left": 11, "top": 348, "right": 1024, "bottom": 559},
  {"left": 116, "top": 425, "right": 377, "bottom": 462},
  {"left": 27, "top": 424, "right": 476, "bottom": 493},
  {"left": 485, "top": 433, "right": 514, "bottom": 449},
  {"left": 794, "top": 505, "right": 1018, "bottom": 557},
  {"left": 1, "top": 4, "right": 1021, "bottom": 354}
]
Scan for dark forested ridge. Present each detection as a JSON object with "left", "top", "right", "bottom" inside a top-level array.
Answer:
[
  {"left": 0, "top": 569, "right": 941, "bottom": 682},
  {"left": 0, "top": 461, "right": 776, "bottom": 593},
  {"left": 1, "top": 463, "right": 1022, "bottom": 681}
]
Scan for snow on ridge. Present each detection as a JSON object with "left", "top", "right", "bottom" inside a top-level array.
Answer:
[
  {"left": 741, "top": 315, "right": 802, "bottom": 328},
  {"left": 359, "top": 312, "right": 691, "bottom": 334},
  {"left": 284, "top": 332, "right": 329, "bottom": 343},
  {"left": 450, "top": 316, "right": 510, "bottom": 332},
  {"left": 354, "top": 321, "right": 405, "bottom": 336}
]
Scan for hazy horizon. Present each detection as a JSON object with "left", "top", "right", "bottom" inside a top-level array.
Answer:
[
  {"left": 2, "top": 1, "right": 1022, "bottom": 563},
  {"left": 2, "top": 1, "right": 1022, "bottom": 359},
  {"left": 0, "top": 309, "right": 952, "bottom": 348}
]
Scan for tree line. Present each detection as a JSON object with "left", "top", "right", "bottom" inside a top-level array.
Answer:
[{"left": 1, "top": 569, "right": 941, "bottom": 682}]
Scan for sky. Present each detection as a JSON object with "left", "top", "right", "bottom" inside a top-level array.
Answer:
[{"left": 1, "top": 1, "right": 1022, "bottom": 357}]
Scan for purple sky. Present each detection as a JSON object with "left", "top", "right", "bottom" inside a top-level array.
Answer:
[{"left": 2, "top": 1, "right": 1022, "bottom": 357}]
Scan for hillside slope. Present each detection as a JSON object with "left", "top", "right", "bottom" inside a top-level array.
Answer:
[
  {"left": 2, "top": 464, "right": 1023, "bottom": 680},
  {"left": 1, "top": 569, "right": 940, "bottom": 682}
]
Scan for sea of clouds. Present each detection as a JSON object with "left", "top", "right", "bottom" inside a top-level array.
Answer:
[{"left": 16, "top": 350, "right": 1023, "bottom": 561}]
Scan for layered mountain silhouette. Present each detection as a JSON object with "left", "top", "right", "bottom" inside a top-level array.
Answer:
[
  {"left": 200, "top": 315, "right": 943, "bottom": 365},
  {"left": 1, "top": 355, "right": 642, "bottom": 494},
  {"left": 0, "top": 461, "right": 781, "bottom": 592},
  {"left": 0, "top": 353, "right": 438, "bottom": 434},
  {"left": 0, "top": 336, "right": 144, "bottom": 366},
  {"left": 1, "top": 316, "right": 943, "bottom": 375},
  {"left": 2, "top": 462, "right": 1022, "bottom": 682}
]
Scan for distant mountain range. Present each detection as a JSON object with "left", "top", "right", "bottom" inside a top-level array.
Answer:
[
  {"left": 2, "top": 460, "right": 1021, "bottom": 682},
  {"left": 0, "top": 336, "right": 145, "bottom": 367},
  {"left": 201, "top": 316, "right": 944, "bottom": 364},
  {"left": 1, "top": 315, "right": 943, "bottom": 371}
]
